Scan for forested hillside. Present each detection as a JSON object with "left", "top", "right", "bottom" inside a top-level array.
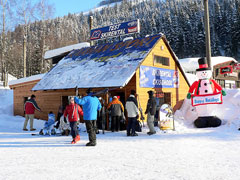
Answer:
[{"left": 1, "top": 0, "right": 239, "bottom": 78}]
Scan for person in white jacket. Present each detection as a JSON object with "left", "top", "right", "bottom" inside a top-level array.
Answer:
[{"left": 125, "top": 90, "right": 139, "bottom": 136}]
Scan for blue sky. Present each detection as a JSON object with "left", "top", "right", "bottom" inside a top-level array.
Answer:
[{"left": 49, "top": 0, "right": 103, "bottom": 18}]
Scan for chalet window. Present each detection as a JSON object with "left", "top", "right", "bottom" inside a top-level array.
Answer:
[
  {"left": 218, "top": 80, "right": 225, "bottom": 88},
  {"left": 24, "top": 97, "right": 28, "bottom": 103},
  {"left": 155, "top": 92, "right": 172, "bottom": 107},
  {"left": 164, "top": 93, "right": 171, "bottom": 106},
  {"left": 236, "top": 81, "right": 240, "bottom": 88},
  {"left": 215, "top": 68, "right": 219, "bottom": 77},
  {"left": 154, "top": 55, "right": 169, "bottom": 66},
  {"left": 23, "top": 97, "right": 29, "bottom": 114}
]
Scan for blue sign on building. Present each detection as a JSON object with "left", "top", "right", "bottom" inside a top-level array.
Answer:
[
  {"left": 140, "top": 66, "right": 179, "bottom": 88},
  {"left": 90, "top": 20, "right": 140, "bottom": 40}
]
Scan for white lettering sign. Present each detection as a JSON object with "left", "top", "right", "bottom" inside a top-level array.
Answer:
[{"left": 191, "top": 92, "right": 222, "bottom": 106}]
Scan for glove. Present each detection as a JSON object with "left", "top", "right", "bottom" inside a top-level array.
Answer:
[
  {"left": 64, "top": 117, "right": 67, "bottom": 123},
  {"left": 136, "top": 115, "right": 139, "bottom": 119},
  {"left": 221, "top": 90, "right": 226, "bottom": 96},
  {"left": 187, "top": 92, "right": 191, "bottom": 99}
]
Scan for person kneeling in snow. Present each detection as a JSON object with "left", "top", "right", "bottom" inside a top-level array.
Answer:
[
  {"left": 64, "top": 97, "right": 83, "bottom": 144},
  {"left": 42, "top": 111, "right": 55, "bottom": 135},
  {"left": 58, "top": 115, "right": 71, "bottom": 136}
]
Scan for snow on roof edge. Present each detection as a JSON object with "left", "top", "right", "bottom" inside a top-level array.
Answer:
[
  {"left": 9, "top": 74, "right": 45, "bottom": 86},
  {"left": 44, "top": 42, "right": 90, "bottom": 59}
]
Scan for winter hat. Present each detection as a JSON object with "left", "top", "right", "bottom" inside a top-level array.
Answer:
[
  {"left": 113, "top": 96, "right": 118, "bottom": 99},
  {"left": 86, "top": 88, "right": 93, "bottom": 94},
  {"left": 196, "top": 57, "right": 211, "bottom": 71},
  {"left": 68, "top": 96, "right": 74, "bottom": 102},
  {"left": 147, "top": 90, "right": 154, "bottom": 96},
  {"left": 130, "top": 90, "right": 136, "bottom": 95},
  {"left": 31, "top": 94, "right": 36, "bottom": 99}
]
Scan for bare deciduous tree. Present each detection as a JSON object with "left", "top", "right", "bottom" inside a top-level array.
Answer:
[
  {"left": 15, "top": 0, "right": 35, "bottom": 77},
  {"left": 0, "top": 0, "right": 11, "bottom": 86},
  {"left": 35, "top": 0, "right": 55, "bottom": 73}
]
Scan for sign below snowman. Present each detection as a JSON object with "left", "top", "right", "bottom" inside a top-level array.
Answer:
[{"left": 191, "top": 92, "right": 222, "bottom": 106}]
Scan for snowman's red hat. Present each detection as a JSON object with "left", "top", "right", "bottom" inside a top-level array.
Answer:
[{"left": 196, "top": 57, "right": 211, "bottom": 71}]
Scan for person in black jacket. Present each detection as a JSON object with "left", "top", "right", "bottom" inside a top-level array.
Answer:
[{"left": 145, "top": 90, "right": 157, "bottom": 135}]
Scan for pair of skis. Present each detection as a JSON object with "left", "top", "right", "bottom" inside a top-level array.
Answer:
[
  {"left": 31, "top": 133, "right": 62, "bottom": 136},
  {"left": 137, "top": 95, "right": 145, "bottom": 127}
]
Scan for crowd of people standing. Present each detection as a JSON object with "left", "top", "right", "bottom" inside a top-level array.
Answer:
[{"left": 23, "top": 89, "right": 158, "bottom": 146}]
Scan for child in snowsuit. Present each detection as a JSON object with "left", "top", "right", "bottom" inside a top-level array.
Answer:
[
  {"left": 43, "top": 111, "right": 55, "bottom": 135},
  {"left": 58, "top": 115, "right": 71, "bottom": 136}
]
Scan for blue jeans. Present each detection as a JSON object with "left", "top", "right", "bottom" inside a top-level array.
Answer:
[{"left": 127, "top": 117, "right": 137, "bottom": 135}]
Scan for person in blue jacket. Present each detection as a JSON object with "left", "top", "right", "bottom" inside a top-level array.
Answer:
[{"left": 74, "top": 88, "right": 102, "bottom": 146}]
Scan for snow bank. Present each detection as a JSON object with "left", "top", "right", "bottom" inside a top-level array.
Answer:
[
  {"left": 0, "top": 73, "right": 17, "bottom": 88},
  {"left": 0, "top": 89, "right": 13, "bottom": 116}
]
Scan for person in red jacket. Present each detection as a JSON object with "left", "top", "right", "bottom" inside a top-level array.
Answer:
[
  {"left": 64, "top": 97, "right": 83, "bottom": 144},
  {"left": 23, "top": 94, "right": 41, "bottom": 131}
]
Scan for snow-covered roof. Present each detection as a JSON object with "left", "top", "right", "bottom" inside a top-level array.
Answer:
[
  {"left": 33, "top": 34, "right": 163, "bottom": 91},
  {"left": 9, "top": 74, "right": 45, "bottom": 86},
  {"left": 179, "top": 56, "right": 237, "bottom": 72},
  {"left": 44, "top": 42, "right": 90, "bottom": 59}
]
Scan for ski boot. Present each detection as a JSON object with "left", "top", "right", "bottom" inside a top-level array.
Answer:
[
  {"left": 71, "top": 139, "right": 76, "bottom": 144},
  {"left": 75, "top": 135, "right": 80, "bottom": 142}
]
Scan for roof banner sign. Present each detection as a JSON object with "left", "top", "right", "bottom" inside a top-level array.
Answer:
[{"left": 90, "top": 19, "right": 140, "bottom": 40}]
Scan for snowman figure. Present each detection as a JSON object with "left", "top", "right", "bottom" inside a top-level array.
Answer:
[{"left": 187, "top": 57, "right": 226, "bottom": 128}]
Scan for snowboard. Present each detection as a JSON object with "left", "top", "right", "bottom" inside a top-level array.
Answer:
[
  {"left": 159, "top": 104, "right": 175, "bottom": 131},
  {"left": 101, "top": 105, "right": 106, "bottom": 134}
]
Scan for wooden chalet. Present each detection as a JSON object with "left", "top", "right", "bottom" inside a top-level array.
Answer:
[
  {"left": 9, "top": 34, "right": 190, "bottom": 128},
  {"left": 213, "top": 60, "right": 240, "bottom": 88}
]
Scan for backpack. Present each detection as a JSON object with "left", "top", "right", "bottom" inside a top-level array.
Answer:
[
  {"left": 135, "top": 120, "right": 142, "bottom": 132},
  {"left": 39, "top": 129, "right": 43, "bottom": 135}
]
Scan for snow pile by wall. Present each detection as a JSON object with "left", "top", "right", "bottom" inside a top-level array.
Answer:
[
  {"left": 0, "top": 89, "right": 13, "bottom": 116},
  {"left": 174, "top": 89, "right": 240, "bottom": 128}
]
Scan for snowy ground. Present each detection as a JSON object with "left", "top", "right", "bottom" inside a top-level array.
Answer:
[{"left": 1, "top": 89, "right": 240, "bottom": 180}]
